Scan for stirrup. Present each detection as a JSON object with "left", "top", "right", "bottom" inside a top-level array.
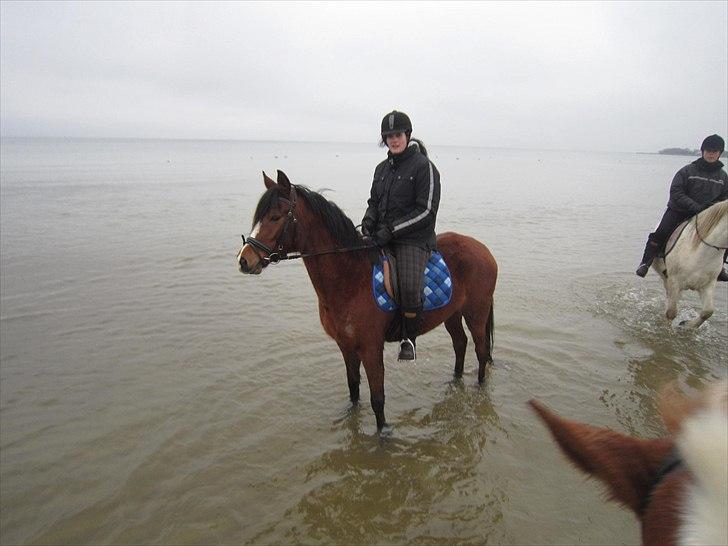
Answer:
[{"left": 398, "top": 338, "right": 416, "bottom": 361}]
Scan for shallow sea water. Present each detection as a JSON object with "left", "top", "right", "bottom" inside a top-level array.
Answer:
[{"left": 1, "top": 138, "right": 726, "bottom": 545}]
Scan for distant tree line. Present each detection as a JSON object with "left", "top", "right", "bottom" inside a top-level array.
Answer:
[{"left": 658, "top": 147, "right": 700, "bottom": 156}]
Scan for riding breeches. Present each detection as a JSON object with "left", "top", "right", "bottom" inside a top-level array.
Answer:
[
  {"left": 648, "top": 208, "right": 692, "bottom": 248},
  {"left": 392, "top": 243, "right": 430, "bottom": 313}
]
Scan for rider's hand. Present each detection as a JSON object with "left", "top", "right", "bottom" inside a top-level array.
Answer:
[
  {"left": 361, "top": 218, "right": 375, "bottom": 236},
  {"left": 373, "top": 225, "right": 392, "bottom": 247}
]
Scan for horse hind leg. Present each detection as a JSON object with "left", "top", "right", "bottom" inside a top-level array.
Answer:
[
  {"left": 464, "top": 303, "right": 494, "bottom": 384},
  {"left": 444, "top": 313, "right": 467, "bottom": 377},
  {"left": 680, "top": 285, "right": 715, "bottom": 329}
]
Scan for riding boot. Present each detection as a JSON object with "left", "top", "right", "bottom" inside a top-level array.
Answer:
[
  {"left": 636, "top": 240, "right": 660, "bottom": 278},
  {"left": 398, "top": 310, "right": 422, "bottom": 361}
]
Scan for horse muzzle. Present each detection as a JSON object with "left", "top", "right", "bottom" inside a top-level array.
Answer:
[{"left": 237, "top": 245, "right": 264, "bottom": 275}]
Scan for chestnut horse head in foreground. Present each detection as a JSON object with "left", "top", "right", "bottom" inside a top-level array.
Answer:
[{"left": 530, "top": 381, "right": 727, "bottom": 546}]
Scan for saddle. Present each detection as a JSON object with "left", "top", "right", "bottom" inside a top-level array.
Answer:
[
  {"left": 372, "top": 250, "right": 452, "bottom": 313},
  {"left": 660, "top": 220, "right": 690, "bottom": 258}
]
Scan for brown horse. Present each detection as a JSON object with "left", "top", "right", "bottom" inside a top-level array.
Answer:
[
  {"left": 237, "top": 170, "right": 497, "bottom": 431},
  {"left": 529, "top": 380, "right": 728, "bottom": 546}
]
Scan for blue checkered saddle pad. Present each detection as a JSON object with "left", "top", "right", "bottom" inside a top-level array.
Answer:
[{"left": 372, "top": 251, "right": 452, "bottom": 312}]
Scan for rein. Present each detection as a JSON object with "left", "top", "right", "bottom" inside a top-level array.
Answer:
[
  {"left": 242, "top": 187, "right": 374, "bottom": 265},
  {"left": 241, "top": 233, "right": 374, "bottom": 264},
  {"left": 694, "top": 211, "right": 728, "bottom": 250}
]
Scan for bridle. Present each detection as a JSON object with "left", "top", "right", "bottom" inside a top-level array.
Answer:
[
  {"left": 694, "top": 211, "right": 728, "bottom": 250},
  {"left": 242, "top": 187, "right": 299, "bottom": 266},
  {"left": 241, "top": 186, "right": 374, "bottom": 266}
]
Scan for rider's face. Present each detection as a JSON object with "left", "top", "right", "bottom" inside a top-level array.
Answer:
[
  {"left": 702, "top": 149, "right": 722, "bottom": 163},
  {"left": 385, "top": 132, "right": 407, "bottom": 155}
]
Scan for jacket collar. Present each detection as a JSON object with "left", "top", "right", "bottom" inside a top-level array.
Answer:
[
  {"left": 692, "top": 157, "right": 725, "bottom": 172},
  {"left": 388, "top": 141, "right": 419, "bottom": 166}
]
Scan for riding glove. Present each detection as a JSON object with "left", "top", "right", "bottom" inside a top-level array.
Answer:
[
  {"left": 373, "top": 225, "right": 392, "bottom": 247},
  {"left": 361, "top": 217, "right": 375, "bottom": 236}
]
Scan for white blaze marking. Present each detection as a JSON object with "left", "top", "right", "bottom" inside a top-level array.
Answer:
[
  {"left": 238, "top": 221, "right": 261, "bottom": 264},
  {"left": 243, "top": 222, "right": 261, "bottom": 251}
]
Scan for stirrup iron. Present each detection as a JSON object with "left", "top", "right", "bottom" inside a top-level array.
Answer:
[{"left": 398, "top": 338, "right": 416, "bottom": 361}]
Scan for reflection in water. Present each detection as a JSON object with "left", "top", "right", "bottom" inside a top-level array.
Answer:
[
  {"left": 251, "top": 384, "right": 507, "bottom": 545},
  {"left": 590, "top": 276, "right": 726, "bottom": 436}
]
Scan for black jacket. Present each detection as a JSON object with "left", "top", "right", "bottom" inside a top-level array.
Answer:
[
  {"left": 362, "top": 141, "right": 441, "bottom": 249},
  {"left": 667, "top": 158, "right": 728, "bottom": 214}
]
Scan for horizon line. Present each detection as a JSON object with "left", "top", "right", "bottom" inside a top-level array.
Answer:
[{"left": 0, "top": 135, "right": 657, "bottom": 155}]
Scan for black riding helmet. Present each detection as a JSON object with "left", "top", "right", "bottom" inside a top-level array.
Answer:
[
  {"left": 381, "top": 110, "right": 412, "bottom": 139},
  {"left": 701, "top": 134, "right": 725, "bottom": 153}
]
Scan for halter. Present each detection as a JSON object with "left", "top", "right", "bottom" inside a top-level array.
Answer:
[
  {"left": 241, "top": 186, "right": 374, "bottom": 266},
  {"left": 639, "top": 447, "right": 684, "bottom": 516},
  {"left": 694, "top": 211, "right": 728, "bottom": 250}
]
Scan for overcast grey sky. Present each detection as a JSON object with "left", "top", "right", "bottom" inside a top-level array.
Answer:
[{"left": 1, "top": 1, "right": 726, "bottom": 152}]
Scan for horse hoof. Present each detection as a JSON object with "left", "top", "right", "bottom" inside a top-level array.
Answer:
[{"left": 378, "top": 423, "right": 393, "bottom": 437}]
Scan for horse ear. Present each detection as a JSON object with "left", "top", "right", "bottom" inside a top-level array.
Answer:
[
  {"left": 529, "top": 399, "right": 672, "bottom": 516},
  {"left": 263, "top": 171, "right": 277, "bottom": 189},
  {"left": 277, "top": 170, "right": 292, "bottom": 192}
]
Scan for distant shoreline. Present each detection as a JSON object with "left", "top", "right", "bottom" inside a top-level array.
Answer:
[
  {"left": 655, "top": 148, "right": 700, "bottom": 156},
  {"left": 636, "top": 152, "right": 700, "bottom": 156}
]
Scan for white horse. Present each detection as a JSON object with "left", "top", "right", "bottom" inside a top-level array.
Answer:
[{"left": 652, "top": 200, "right": 728, "bottom": 328}]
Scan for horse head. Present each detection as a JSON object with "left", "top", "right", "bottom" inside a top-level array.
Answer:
[
  {"left": 529, "top": 381, "right": 727, "bottom": 546},
  {"left": 237, "top": 170, "right": 298, "bottom": 274}
]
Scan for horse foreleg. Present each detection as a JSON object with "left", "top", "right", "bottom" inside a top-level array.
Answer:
[
  {"left": 664, "top": 277, "right": 680, "bottom": 321},
  {"left": 680, "top": 284, "right": 715, "bottom": 329},
  {"left": 444, "top": 313, "right": 467, "bottom": 377},
  {"left": 360, "top": 346, "right": 387, "bottom": 431},
  {"left": 339, "top": 346, "right": 361, "bottom": 404}
]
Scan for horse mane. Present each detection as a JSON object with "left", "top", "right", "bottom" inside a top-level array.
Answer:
[
  {"left": 253, "top": 184, "right": 362, "bottom": 247},
  {"left": 692, "top": 200, "right": 728, "bottom": 247}
]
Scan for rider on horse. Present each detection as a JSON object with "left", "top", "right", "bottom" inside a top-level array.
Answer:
[
  {"left": 361, "top": 110, "right": 441, "bottom": 361},
  {"left": 636, "top": 133, "right": 728, "bottom": 280}
]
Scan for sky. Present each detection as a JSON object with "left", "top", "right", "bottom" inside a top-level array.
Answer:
[{"left": 1, "top": 1, "right": 726, "bottom": 152}]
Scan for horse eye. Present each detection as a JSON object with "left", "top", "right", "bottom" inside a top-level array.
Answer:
[{"left": 269, "top": 216, "right": 282, "bottom": 222}]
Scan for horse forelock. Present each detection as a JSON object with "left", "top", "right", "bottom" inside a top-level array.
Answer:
[
  {"left": 692, "top": 200, "right": 728, "bottom": 247},
  {"left": 252, "top": 187, "right": 280, "bottom": 229}
]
